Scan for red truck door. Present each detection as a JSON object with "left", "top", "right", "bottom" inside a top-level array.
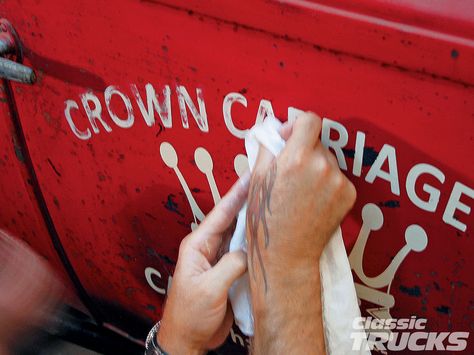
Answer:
[{"left": 1, "top": 1, "right": 473, "bottom": 353}]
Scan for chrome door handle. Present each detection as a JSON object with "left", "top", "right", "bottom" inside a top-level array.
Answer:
[{"left": 0, "top": 19, "right": 36, "bottom": 84}]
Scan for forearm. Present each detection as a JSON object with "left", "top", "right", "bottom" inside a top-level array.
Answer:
[{"left": 251, "top": 263, "right": 326, "bottom": 354}]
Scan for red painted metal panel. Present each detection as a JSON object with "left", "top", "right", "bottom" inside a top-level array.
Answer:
[
  {"left": 155, "top": 0, "right": 474, "bottom": 85},
  {"left": 0, "top": 81, "right": 86, "bottom": 312},
  {"left": 1, "top": 0, "right": 473, "bottom": 353}
]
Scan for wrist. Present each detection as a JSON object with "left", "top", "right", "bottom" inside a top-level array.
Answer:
[
  {"left": 267, "top": 254, "right": 320, "bottom": 289},
  {"left": 157, "top": 320, "right": 204, "bottom": 355},
  {"left": 252, "top": 260, "right": 321, "bottom": 312}
]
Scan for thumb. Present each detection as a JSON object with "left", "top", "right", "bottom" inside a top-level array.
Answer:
[{"left": 205, "top": 251, "right": 247, "bottom": 295}]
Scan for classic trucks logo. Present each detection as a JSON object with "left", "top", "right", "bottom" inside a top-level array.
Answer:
[{"left": 352, "top": 316, "right": 469, "bottom": 352}]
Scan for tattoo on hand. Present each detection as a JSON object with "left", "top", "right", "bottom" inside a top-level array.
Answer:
[{"left": 247, "top": 161, "right": 277, "bottom": 293}]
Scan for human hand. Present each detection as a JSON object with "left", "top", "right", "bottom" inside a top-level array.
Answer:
[
  {"left": 247, "top": 111, "right": 356, "bottom": 306},
  {"left": 157, "top": 174, "right": 250, "bottom": 354},
  {"left": 247, "top": 112, "right": 356, "bottom": 353},
  {"left": 0, "top": 230, "right": 61, "bottom": 351}
]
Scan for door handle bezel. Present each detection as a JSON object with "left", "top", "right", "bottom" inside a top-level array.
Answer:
[{"left": 0, "top": 19, "right": 36, "bottom": 84}]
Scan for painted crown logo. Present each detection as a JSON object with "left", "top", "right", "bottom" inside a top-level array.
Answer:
[
  {"left": 159, "top": 141, "right": 248, "bottom": 230},
  {"left": 348, "top": 203, "right": 428, "bottom": 322},
  {"left": 160, "top": 141, "right": 429, "bottom": 323}
]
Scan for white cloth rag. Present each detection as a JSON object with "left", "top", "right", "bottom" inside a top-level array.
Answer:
[{"left": 229, "top": 115, "right": 369, "bottom": 355}]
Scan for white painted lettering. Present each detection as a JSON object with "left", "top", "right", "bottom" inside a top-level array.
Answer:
[
  {"left": 255, "top": 99, "right": 274, "bottom": 124},
  {"left": 176, "top": 86, "right": 208, "bottom": 132},
  {"left": 104, "top": 86, "right": 134, "bottom": 128},
  {"left": 353, "top": 131, "right": 366, "bottom": 177},
  {"left": 222, "top": 92, "right": 248, "bottom": 139},
  {"left": 80, "top": 92, "right": 112, "bottom": 134},
  {"left": 144, "top": 267, "right": 166, "bottom": 295},
  {"left": 365, "top": 144, "right": 400, "bottom": 195},
  {"left": 131, "top": 83, "right": 172, "bottom": 128},
  {"left": 321, "top": 118, "right": 348, "bottom": 171},
  {"left": 406, "top": 164, "right": 445, "bottom": 212},
  {"left": 443, "top": 182, "right": 473, "bottom": 232},
  {"left": 287, "top": 106, "right": 304, "bottom": 123},
  {"left": 64, "top": 100, "right": 91, "bottom": 140}
]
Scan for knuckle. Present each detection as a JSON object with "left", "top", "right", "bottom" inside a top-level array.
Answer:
[
  {"left": 179, "top": 236, "right": 190, "bottom": 253},
  {"left": 327, "top": 150, "right": 339, "bottom": 167},
  {"left": 333, "top": 172, "right": 345, "bottom": 189},
  {"left": 296, "top": 111, "right": 320, "bottom": 132},
  {"left": 346, "top": 180, "right": 357, "bottom": 205},
  {"left": 292, "top": 149, "right": 306, "bottom": 169},
  {"left": 225, "top": 253, "right": 241, "bottom": 271},
  {"left": 283, "top": 148, "right": 305, "bottom": 172},
  {"left": 315, "top": 155, "right": 330, "bottom": 175},
  {"left": 305, "top": 111, "right": 322, "bottom": 124}
]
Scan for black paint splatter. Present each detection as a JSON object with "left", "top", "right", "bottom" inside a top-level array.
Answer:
[
  {"left": 342, "top": 147, "right": 379, "bottom": 166},
  {"left": 47, "top": 158, "right": 62, "bottom": 177},
  {"left": 164, "top": 194, "right": 184, "bottom": 217},
  {"left": 436, "top": 305, "right": 451, "bottom": 315},
  {"left": 147, "top": 247, "right": 175, "bottom": 265},
  {"left": 399, "top": 285, "right": 421, "bottom": 297},
  {"left": 379, "top": 200, "right": 400, "bottom": 208}
]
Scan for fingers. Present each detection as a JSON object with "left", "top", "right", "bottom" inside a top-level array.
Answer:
[
  {"left": 316, "top": 143, "right": 339, "bottom": 169},
  {"left": 285, "top": 112, "right": 322, "bottom": 152},
  {"left": 311, "top": 145, "right": 357, "bottom": 213},
  {"left": 204, "top": 251, "right": 247, "bottom": 295},
  {"left": 190, "top": 173, "right": 250, "bottom": 259},
  {"left": 278, "top": 120, "right": 294, "bottom": 141}
]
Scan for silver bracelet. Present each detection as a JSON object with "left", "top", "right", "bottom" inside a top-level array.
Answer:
[{"left": 145, "top": 321, "right": 169, "bottom": 355}]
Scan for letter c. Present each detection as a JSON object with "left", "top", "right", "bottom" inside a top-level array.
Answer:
[{"left": 64, "top": 100, "right": 91, "bottom": 140}]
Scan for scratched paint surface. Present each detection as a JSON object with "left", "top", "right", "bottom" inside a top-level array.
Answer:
[{"left": 0, "top": 0, "right": 473, "bottom": 353}]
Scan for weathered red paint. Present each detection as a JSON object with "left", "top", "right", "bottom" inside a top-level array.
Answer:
[
  {"left": 0, "top": 80, "right": 86, "bottom": 313},
  {"left": 0, "top": 0, "right": 473, "bottom": 353}
]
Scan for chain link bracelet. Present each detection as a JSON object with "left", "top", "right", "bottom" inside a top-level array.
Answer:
[{"left": 145, "top": 321, "right": 169, "bottom": 355}]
